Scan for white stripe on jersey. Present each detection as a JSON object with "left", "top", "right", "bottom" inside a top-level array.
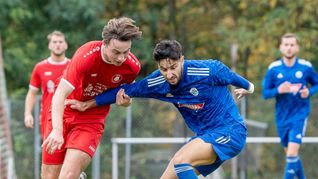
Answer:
[
  {"left": 298, "top": 59, "right": 312, "bottom": 67},
  {"left": 147, "top": 76, "right": 166, "bottom": 87},
  {"left": 268, "top": 60, "right": 282, "bottom": 69},
  {"left": 187, "top": 67, "right": 210, "bottom": 76}
]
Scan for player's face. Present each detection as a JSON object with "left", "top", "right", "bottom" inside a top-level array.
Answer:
[
  {"left": 48, "top": 35, "right": 68, "bottom": 57},
  {"left": 158, "top": 56, "right": 184, "bottom": 85},
  {"left": 103, "top": 39, "right": 131, "bottom": 66},
  {"left": 279, "top": 37, "right": 299, "bottom": 60}
]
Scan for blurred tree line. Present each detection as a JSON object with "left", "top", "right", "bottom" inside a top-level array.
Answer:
[{"left": 2, "top": 0, "right": 318, "bottom": 178}]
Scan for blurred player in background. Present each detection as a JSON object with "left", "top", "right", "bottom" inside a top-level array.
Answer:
[
  {"left": 24, "top": 30, "right": 70, "bottom": 138},
  {"left": 41, "top": 17, "right": 142, "bottom": 179},
  {"left": 262, "top": 33, "right": 318, "bottom": 179},
  {"left": 67, "top": 40, "right": 254, "bottom": 179}
]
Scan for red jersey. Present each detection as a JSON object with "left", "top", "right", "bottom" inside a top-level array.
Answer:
[
  {"left": 62, "top": 41, "right": 140, "bottom": 122},
  {"left": 29, "top": 58, "right": 71, "bottom": 124}
]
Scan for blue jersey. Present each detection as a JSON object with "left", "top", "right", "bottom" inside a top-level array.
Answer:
[
  {"left": 262, "top": 58, "right": 318, "bottom": 126},
  {"left": 96, "top": 60, "right": 251, "bottom": 135}
]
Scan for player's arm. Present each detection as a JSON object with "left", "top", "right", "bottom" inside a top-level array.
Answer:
[
  {"left": 262, "top": 69, "right": 283, "bottom": 99},
  {"left": 42, "top": 79, "right": 73, "bottom": 154},
  {"left": 305, "top": 66, "right": 318, "bottom": 96},
  {"left": 24, "top": 87, "right": 38, "bottom": 128},
  {"left": 65, "top": 85, "right": 130, "bottom": 111},
  {"left": 213, "top": 61, "right": 254, "bottom": 94}
]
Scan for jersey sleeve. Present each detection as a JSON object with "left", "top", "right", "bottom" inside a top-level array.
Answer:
[
  {"left": 95, "top": 72, "right": 159, "bottom": 106},
  {"left": 210, "top": 60, "right": 251, "bottom": 90},
  {"left": 29, "top": 64, "right": 41, "bottom": 90},
  {"left": 262, "top": 68, "right": 279, "bottom": 99},
  {"left": 307, "top": 66, "right": 318, "bottom": 96},
  {"left": 62, "top": 46, "right": 90, "bottom": 89}
]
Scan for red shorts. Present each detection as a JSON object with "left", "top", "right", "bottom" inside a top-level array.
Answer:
[{"left": 42, "top": 115, "right": 105, "bottom": 165}]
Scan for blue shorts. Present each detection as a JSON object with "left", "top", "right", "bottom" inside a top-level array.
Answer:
[
  {"left": 192, "top": 123, "right": 247, "bottom": 177},
  {"left": 277, "top": 118, "right": 308, "bottom": 147}
]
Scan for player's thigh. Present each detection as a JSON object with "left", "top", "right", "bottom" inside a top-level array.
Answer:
[
  {"left": 60, "top": 149, "right": 91, "bottom": 176},
  {"left": 41, "top": 164, "right": 62, "bottom": 179},
  {"left": 173, "top": 138, "right": 216, "bottom": 166}
]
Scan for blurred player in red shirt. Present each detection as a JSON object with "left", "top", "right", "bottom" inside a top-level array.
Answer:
[
  {"left": 42, "top": 17, "right": 142, "bottom": 179},
  {"left": 24, "top": 30, "right": 70, "bottom": 137}
]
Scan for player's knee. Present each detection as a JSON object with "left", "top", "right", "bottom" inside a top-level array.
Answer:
[
  {"left": 172, "top": 153, "right": 191, "bottom": 165},
  {"left": 59, "top": 171, "right": 78, "bottom": 179}
]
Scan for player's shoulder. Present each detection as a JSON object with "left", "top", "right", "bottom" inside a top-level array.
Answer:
[
  {"left": 185, "top": 59, "right": 221, "bottom": 76},
  {"left": 33, "top": 58, "right": 50, "bottom": 69},
  {"left": 145, "top": 70, "right": 165, "bottom": 88},
  {"left": 298, "top": 58, "right": 312, "bottom": 67},
  {"left": 268, "top": 60, "right": 283, "bottom": 70},
  {"left": 75, "top": 41, "right": 103, "bottom": 57},
  {"left": 124, "top": 52, "right": 141, "bottom": 75}
]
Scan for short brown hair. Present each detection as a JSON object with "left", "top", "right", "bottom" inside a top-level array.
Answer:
[
  {"left": 47, "top": 30, "right": 66, "bottom": 42},
  {"left": 102, "top": 17, "right": 142, "bottom": 44},
  {"left": 280, "top": 33, "right": 299, "bottom": 44}
]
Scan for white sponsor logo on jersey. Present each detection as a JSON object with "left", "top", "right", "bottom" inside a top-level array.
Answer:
[{"left": 44, "top": 71, "right": 52, "bottom": 76}]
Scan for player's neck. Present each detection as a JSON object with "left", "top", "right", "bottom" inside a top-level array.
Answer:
[
  {"left": 282, "top": 57, "right": 296, "bottom": 67},
  {"left": 50, "top": 54, "right": 66, "bottom": 62}
]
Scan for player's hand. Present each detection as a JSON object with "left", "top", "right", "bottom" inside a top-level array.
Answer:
[
  {"left": 299, "top": 86, "right": 309, "bottom": 98},
  {"left": 24, "top": 114, "right": 34, "bottom": 128},
  {"left": 65, "top": 99, "right": 88, "bottom": 112},
  {"left": 116, "top": 89, "right": 132, "bottom": 107},
  {"left": 42, "top": 129, "right": 64, "bottom": 154},
  {"left": 278, "top": 81, "right": 291, "bottom": 94},
  {"left": 234, "top": 88, "right": 250, "bottom": 100}
]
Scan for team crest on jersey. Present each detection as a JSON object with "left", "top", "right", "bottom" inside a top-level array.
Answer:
[
  {"left": 112, "top": 74, "right": 123, "bottom": 83},
  {"left": 295, "top": 71, "right": 303, "bottom": 78},
  {"left": 189, "top": 88, "right": 199, "bottom": 96},
  {"left": 47, "top": 80, "right": 55, "bottom": 93},
  {"left": 277, "top": 73, "right": 283, "bottom": 79}
]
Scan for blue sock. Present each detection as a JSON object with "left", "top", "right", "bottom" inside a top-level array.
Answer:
[
  {"left": 296, "top": 157, "right": 306, "bottom": 179},
  {"left": 284, "top": 156, "right": 298, "bottom": 179},
  {"left": 174, "top": 163, "right": 198, "bottom": 179}
]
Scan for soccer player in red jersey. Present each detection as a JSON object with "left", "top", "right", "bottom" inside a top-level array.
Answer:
[
  {"left": 41, "top": 17, "right": 142, "bottom": 179},
  {"left": 24, "top": 30, "right": 70, "bottom": 137}
]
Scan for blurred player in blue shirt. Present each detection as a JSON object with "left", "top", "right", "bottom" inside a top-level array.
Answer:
[
  {"left": 67, "top": 40, "right": 254, "bottom": 178},
  {"left": 262, "top": 33, "right": 318, "bottom": 179}
]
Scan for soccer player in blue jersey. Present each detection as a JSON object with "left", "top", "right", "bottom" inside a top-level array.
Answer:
[
  {"left": 66, "top": 40, "right": 254, "bottom": 178},
  {"left": 262, "top": 33, "right": 318, "bottom": 179}
]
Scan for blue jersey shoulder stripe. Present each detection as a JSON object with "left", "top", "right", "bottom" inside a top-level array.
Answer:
[
  {"left": 147, "top": 76, "right": 165, "bottom": 87},
  {"left": 187, "top": 67, "right": 210, "bottom": 76}
]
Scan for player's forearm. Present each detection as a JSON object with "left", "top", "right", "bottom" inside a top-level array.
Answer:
[
  {"left": 85, "top": 99, "right": 98, "bottom": 109},
  {"left": 262, "top": 88, "right": 279, "bottom": 99},
  {"left": 24, "top": 90, "right": 36, "bottom": 116},
  {"left": 51, "top": 92, "right": 65, "bottom": 132},
  {"left": 95, "top": 86, "right": 122, "bottom": 106}
]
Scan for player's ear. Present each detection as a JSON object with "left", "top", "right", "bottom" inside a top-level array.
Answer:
[{"left": 180, "top": 55, "right": 185, "bottom": 64}]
